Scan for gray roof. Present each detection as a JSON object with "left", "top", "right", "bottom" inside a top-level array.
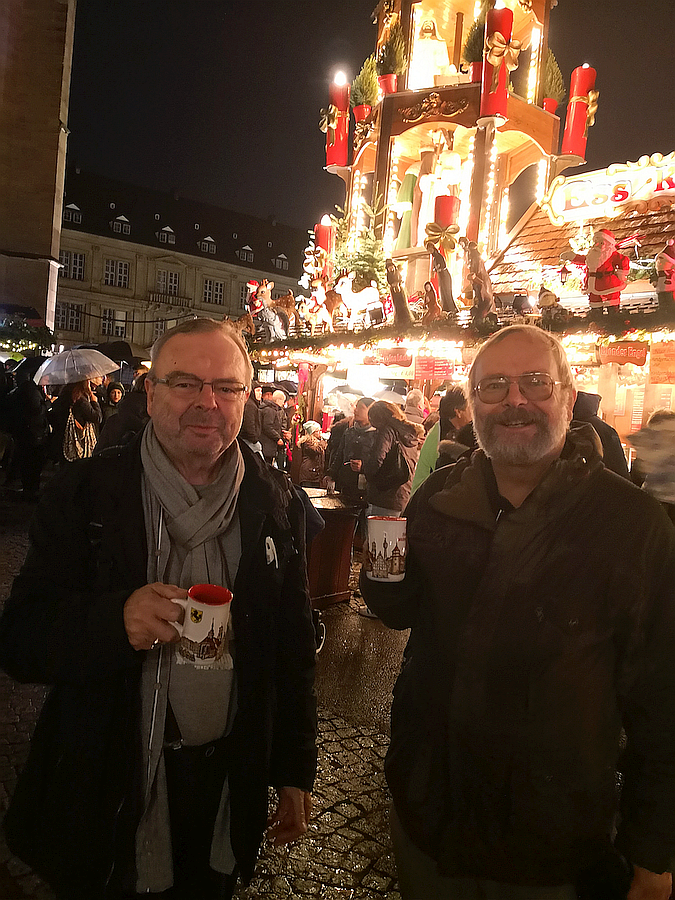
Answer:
[{"left": 63, "top": 168, "right": 307, "bottom": 279}]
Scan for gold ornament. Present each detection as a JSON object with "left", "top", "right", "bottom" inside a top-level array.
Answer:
[
  {"left": 485, "top": 32, "right": 523, "bottom": 93},
  {"left": 568, "top": 89, "right": 599, "bottom": 137},
  {"left": 398, "top": 92, "right": 469, "bottom": 124},
  {"left": 425, "top": 222, "right": 460, "bottom": 252},
  {"left": 319, "top": 104, "right": 338, "bottom": 146}
]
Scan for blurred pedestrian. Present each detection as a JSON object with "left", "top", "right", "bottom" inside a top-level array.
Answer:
[
  {"left": 49, "top": 379, "right": 102, "bottom": 463},
  {"left": 259, "top": 385, "right": 284, "bottom": 465},
  {"left": 297, "top": 421, "right": 327, "bottom": 488},
  {"left": 4, "top": 363, "right": 51, "bottom": 499},
  {"left": 95, "top": 372, "right": 149, "bottom": 453},
  {"left": 102, "top": 381, "right": 125, "bottom": 424},
  {"left": 404, "top": 389, "right": 425, "bottom": 426},
  {"left": 324, "top": 397, "right": 376, "bottom": 500},
  {"left": 572, "top": 390, "right": 629, "bottom": 478},
  {"left": 363, "top": 400, "right": 423, "bottom": 517},
  {"left": 410, "top": 386, "right": 472, "bottom": 495}
]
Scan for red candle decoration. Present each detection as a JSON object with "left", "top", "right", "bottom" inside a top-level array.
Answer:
[
  {"left": 434, "top": 195, "right": 461, "bottom": 228},
  {"left": 314, "top": 217, "right": 335, "bottom": 281},
  {"left": 561, "top": 65, "right": 597, "bottom": 159},
  {"left": 480, "top": 5, "right": 514, "bottom": 120},
  {"left": 326, "top": 76, "right": 350, "bottom": 168}
]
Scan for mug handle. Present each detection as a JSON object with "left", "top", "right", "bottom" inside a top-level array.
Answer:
[{"left": 170, "top": 597, "right": 188, "bottom": 637}]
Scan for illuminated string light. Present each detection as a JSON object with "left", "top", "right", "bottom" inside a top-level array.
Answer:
[{"left": 536, "top": 157, "right": 549, "bottom": 204}]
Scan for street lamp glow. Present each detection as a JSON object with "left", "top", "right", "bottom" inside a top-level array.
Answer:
[{"left": 334, "top": 71, "right": 347, "bottom": 86}]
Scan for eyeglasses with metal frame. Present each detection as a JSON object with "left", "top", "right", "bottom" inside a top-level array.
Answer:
[
  {"left": 473, "top": 373, "right": 562, "bottom": 405},
  {"left": 151, "top": 373, "right": 248, "bottom": 401}
]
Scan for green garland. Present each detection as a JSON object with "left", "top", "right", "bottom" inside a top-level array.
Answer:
[
  {"left": 462, "top": 4, "right": 487, "bottom": 64},
  {"left": 542, "top": 48, "right": 566, "bottom": 103}
]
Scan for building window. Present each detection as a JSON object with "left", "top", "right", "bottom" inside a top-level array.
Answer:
[
  {"left": 54, "top": 301, "right": 84, "bottom": 332},
  {"left": 63, "top": 205, "right": 82, "bottom": 224},
  {"left": 273, "top": 256, "right": 289, "bottom": 271},
  {"left": 203, "top": 278, "right": 225, "bottom": 305},
  {"left": 59, "top": 250, "right": 86, "bottom": 280},
  {"left": 153, "top": 319, "right": 166, "bottom": 341},
  {"left": 201, "top": 240, "right": 216, "bottom": 254},
  {"left": 239, "top": 283, "right": 250, "bottom": 307},
  {"left": 101, "top": 308, "right": 127, "bottom": 337},
  {"left": 156, "top": 268, "right": 180, "bottom": 295},
  {"left": 112, "top": 217, "right": 131, "bottom": 235},
  {"left": 104, "top": 258, "right": 130, "bottom": 288},
  {"left": 158, "top": 227, "right": 175, "bottom": 244},
  {"left": 236, "top": 246, "right": 254, "bottom": 263}
]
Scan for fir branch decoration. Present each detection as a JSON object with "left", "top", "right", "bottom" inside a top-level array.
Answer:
[
  {"left": 543, "top": 48, "right": 566, "bottom": 103},
  {"left": 462, "top": 4, "right": 487, "bottom": 64},
  {"left": 376, "top": 20, "right": 407, "bottom": 77},
  {"left": 351, "top": 56, "right": 379, "bottom": 108}
]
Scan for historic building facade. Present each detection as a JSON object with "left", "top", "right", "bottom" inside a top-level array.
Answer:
[{"left": 54, "top": 169, "right": 307, "bottom": 349}]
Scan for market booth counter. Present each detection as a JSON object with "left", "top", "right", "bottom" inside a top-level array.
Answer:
[{"left": 303, "top": 488, "right": 364, "bottom": 609}]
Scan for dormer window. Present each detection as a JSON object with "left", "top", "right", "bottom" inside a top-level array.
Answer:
[
  {"left": 273, "top": 253, "right": 289, "bottom": 271},
  {"left": 63, "top": 203, "right": 82, "bottom": 224},
  {"left": 200, "top": 236, "right": 217, "bottom": 254},
  {"left": 236, "top": 245, "right": 254, "bottom": 263},
  {"left": 111, "top": 215, "right": 131, "bottom": 235},
  {"left": 158, "top": 226, "right": 175, "bottom": 245}
]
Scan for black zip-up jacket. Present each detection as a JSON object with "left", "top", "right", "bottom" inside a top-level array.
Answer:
[
  {"left": 361, "top": 425, "right": 675, "bottom": 886},
  {"left": 0, "top": 436, "right": 317, "bottom": 899}
]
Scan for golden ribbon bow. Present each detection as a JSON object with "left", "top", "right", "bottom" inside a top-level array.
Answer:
[
  {"left": 425, "top": 222, "right": 460, "bottom": 253},
  {"left": 569, "top": 89, "right": 600, "bottom": 137},
  {"left": 303, "top": 246, "right": 328, "bottom": 275},
  {"left": 485, "top": 32, "right": 523, "bottom": 93},
  {"left": 319, "top": 104, "right": 338, "bottom": 146}
]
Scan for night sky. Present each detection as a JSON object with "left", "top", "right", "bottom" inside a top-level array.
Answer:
[{"left": 67, "top": 0, "right": 674, "bottom": 232}]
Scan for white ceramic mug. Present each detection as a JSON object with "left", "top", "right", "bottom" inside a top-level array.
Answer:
[
  {"left": 365, "top": 516, "right": 407, "bottom": 582},
  {"left": 172, "top": 583, "right": 232, "bottom": 666}
]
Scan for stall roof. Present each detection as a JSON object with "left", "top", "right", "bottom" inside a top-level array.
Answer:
[{"left": 489, "top": 202, "right": 675, "bottom": 295}]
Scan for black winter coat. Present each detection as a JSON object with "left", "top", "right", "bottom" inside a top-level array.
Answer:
[
  {"left": 572, "top": 391, "right": 630, "bottom": 479},
  {"left": 0, "top": 437, "right": 317, "bottom": 898},
  {"left": 259, "top": 399, "right": 283, "bottom": 461},
  {"left": 361, "top": 426, "right": 675, "bottom": 886},
  {"left": 363, "top": 420, "right": 421, "bottom": 512}
]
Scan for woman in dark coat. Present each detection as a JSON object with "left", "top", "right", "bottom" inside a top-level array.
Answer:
[
  {"left": 49, "top": 380, "right": 102, "bottom": 463},
  {"left": 363, "top": 400, "right": 423, "bottom": 516}
]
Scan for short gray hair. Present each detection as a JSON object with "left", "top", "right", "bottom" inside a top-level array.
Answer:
[
  {"left": 406, "top": 388, "right": 424, "bottom": 409},
  {"left": 150, "top": 317, "right": 253, "bottom": 386},
  {"left": 468, "top": 325, "right": 573, "bottom": 395}
]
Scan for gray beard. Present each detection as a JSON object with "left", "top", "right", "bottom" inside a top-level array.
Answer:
[{"left": 474, "top": 405, "right": 570, "bottom": 466}]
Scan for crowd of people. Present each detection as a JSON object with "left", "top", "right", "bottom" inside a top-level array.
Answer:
[{"left": 2, "top": 320, "right": 675, "bottom": 900}]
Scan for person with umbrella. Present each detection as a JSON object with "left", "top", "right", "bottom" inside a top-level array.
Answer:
[{"left": 35, "top": 349, "right": 118, "bottom": 464}]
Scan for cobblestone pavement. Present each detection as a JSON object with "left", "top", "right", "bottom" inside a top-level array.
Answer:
[{"left": 0, "top": 491, "right": 405, "bottom": 899}]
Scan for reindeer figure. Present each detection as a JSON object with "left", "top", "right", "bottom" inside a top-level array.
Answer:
[
  {"left": 333, "top": 272, "right": 383, "bottom": 330},
  {"left": 272, "top": 289, "right": 298, "bottom": 332},
  {"left": 297, "top": 281, "right": 335, "bottom": 335}
]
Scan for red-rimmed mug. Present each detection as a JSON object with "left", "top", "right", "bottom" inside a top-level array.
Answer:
[
  {"left": 365, "top": 516, "right": 407, "bottom": 582},
  {"left": 172, "top": 584, "right": 232, "bottom": 665}
]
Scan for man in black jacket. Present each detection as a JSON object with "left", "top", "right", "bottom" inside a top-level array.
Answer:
[
  {"left": 259, "top": 384, "right": 284, "bottom": 464},
  {"left": 362, "top": 325, "right": 675, "bottom": 900},
  {"left": 0, "top": 318, "right": 317, "bottom": 900}
]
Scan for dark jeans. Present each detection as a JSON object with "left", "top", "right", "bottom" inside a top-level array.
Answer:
[{"left": 161, "top": 738, "right": 237, "bottom": 900}]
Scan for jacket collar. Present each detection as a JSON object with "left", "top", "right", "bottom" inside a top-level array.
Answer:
[{"left": 429, "top": 423, "right": 603, "bottom": 530}]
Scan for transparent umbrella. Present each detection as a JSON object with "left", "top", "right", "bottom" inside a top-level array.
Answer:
[
  {"left": 34, "top": 349, "right": 119, "bottom": 386},
  {"left": 373, "top": 388, "right": 406, "bottom": 406}
]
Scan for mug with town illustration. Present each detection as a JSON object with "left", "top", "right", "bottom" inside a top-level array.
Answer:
[
  {"left": 171, "top": 584, "right": 232, "bottom": 667},
  {"left": 364, "top": 517, "right": 407, "bottom": 582}
]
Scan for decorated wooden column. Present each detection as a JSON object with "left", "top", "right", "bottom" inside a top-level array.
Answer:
[
  {"left": 320, "top": 72, "right": 350, "bottom": 168},
  {"left": 561, "top": 65, "right": 598, "bottom": 159},
  {"left": 480, "top": 3, "right": 521, "bottom": 122}
]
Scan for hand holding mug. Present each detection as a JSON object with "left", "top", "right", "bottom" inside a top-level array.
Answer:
[{"left": 124, "top": 582, "right": 187, "bottom": 651}]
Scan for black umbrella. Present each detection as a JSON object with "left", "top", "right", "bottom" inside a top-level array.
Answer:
[{"left": 13, "top": 356, "right": 48, "bottom": 379}]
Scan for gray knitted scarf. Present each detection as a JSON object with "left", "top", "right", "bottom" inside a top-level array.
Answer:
[{"left": 140, "top": 421, "right": 245, "bottom": 591}]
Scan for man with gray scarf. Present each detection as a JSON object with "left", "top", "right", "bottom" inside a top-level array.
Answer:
[{"left": 0, "top": 318, "right": 317, "bottom": 900}]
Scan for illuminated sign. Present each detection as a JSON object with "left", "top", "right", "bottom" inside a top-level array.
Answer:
[
  {"left": 650, "top": 341, "right": 675, "bottom": 384},
  {"left": 542, "top": 152, "right": 675, "bottom": 225},
  {"left": 597, "top": 341, "right": 648, "bottom": 367}
]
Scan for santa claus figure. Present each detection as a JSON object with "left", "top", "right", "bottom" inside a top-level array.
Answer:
[
  {"left": 655, "top": 241, "right": 675, "bottom": 312},
  {"left": 561, "top": 229, "right": 630, "bottom": 318}
]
